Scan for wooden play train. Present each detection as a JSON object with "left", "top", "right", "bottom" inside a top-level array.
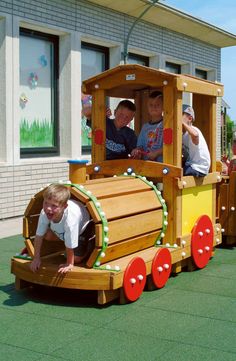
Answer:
[{"left": 11, "top": 64, "right": 232, "bottom": 305}]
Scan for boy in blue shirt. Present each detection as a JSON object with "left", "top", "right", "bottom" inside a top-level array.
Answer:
[{"left": 131, "top": 91, "right": 163, "bottom": 162}]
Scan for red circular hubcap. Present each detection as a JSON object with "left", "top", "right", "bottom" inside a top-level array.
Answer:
[
  {"left": 151, "top": 248, "right": 172, "bottom": 288},
  {"left": 123, "top": 257, "right": 146, "bottom": 302},
  {"left": 191, "top": 215, "right": 213, "bottom": 269}
]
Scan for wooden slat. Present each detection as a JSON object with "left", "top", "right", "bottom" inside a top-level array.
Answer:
[
  {"left": 177, "top": 172, "right": 221, "bottom": 189},
  {"left": 163, "top": 177, "right": 175, "bottom": 245},
  {"left": 86, "top": 159, "right": 182, "bottom": 179},
  {"left": 11, "top": 256, "right": 111, "bottom": 290},
  {"left": 228, "top": 172, "right": 236, "bottom": 236},
  {"left": 83, "top": 176, "right": 131, "bottom": 185},
  {"left": 81, "top": 177, "right": 151, "bottom": 199},
  {"left": 216, "top": 161, "right": 223, "bottom": 173},
  {"left": 23, "top": 215, "right": 40, "bottom": 238},
  {"left": 219, "top": 183, "right": 229, "bottom": 234},
  {"left": 70, "top": 187, "right": 90, "bottom": 203},
  {"left": 95, "top": 209, "right": 163, "bottom": 246},
  {"left": 96, "top": 191, "right": 161, "bottom": 220},
  {"left": 175, "top": 76, "right": 223, "bottom": 96},
  {"left": 86, "top": 231, "right": 159, "bottom": 267},
  {"left": 24, "top": 239, "right": 35, "bottom": 257},
  {"left": 24, "top": 191, "right": 44, "bottom": 216}
]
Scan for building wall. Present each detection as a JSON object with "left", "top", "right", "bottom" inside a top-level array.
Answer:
[{"left": 0, "top": 0, "right": 222, "bottom": 219}]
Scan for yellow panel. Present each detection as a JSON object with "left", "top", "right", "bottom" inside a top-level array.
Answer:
[{"left": 182, "top": 184, "right": 213, "bottom": 235}]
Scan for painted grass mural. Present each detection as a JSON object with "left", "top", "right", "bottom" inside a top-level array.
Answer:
[{"left": 20, "top": 118, "right": 54, "bottom": 148}]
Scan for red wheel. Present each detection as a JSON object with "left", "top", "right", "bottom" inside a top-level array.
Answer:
[
  {"left": 123, "top": 257, "right": 146, "bottom": 302},
  {"left": 191, "top": 215, "right": 213, "bottom": 269},
  {"left": 151, "top": 248, "right": 172, "bottom": 288}
]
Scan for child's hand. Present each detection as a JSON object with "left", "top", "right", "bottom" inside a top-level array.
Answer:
[
  {"left": 58, "top": 263, "right": 73, "bottom": 274},
  {"left": 30, "top": 258, "right": 41, "bottom": 272},
  {"left": 130, "top": 148, "right": 142, "bottom": 159},
  {"left": 147, "top": 151, "right": 157, "bottom": 161},
  {"left": 106, "top": 107, "right": 112, "bottom": 118}
]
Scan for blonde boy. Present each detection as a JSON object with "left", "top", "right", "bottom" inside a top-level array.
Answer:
[
  {"left": 131, "top": 91, "right": 163, "bottom": 162},
  {"left": 30, "top": 184, "right": 92, "bottom": 274}
]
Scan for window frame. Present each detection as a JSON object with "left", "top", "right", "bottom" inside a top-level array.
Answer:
[
  {"left": 20, "top": 28, "right": 59, "bottom": 158},
  {"left": 81, "top": 42, "right": 109, "bottom": 154}
]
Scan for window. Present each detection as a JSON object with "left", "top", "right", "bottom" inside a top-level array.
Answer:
[
  {"left": 165, "top": 61, "right": 181, "bottom": 74},
  {"left": 81, "top": 42, "right": 109, "bottom": 153},
  {"left": 128, "top": 53, "right": 149, "bottom": 66},
  {"left": 20, "top": 29, "right": 59, "bottom": 157},
  {"left": 195, "top": 68, "right": 207, "bottom": 79}
]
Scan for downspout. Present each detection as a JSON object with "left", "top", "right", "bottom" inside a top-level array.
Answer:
[{"left": 123, "top": 0, "right": 161, "bottom": 64}]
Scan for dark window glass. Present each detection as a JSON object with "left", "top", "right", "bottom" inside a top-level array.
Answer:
[
  {"left": 195, "top": 68, "right": 207, "bottom": 79},
  {"left": 128, "top": 53, "right": 149, "bottom": 66},
  {"left": 165, "top": 61, "right": 181, "bottom": 74}
]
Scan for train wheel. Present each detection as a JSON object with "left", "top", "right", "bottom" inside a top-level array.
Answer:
[
  {"left": 123, "top": 257, "right": 146, "bottom": 302},
  {"left": 151, "top": 248, "right": 172, "bottom": 288},
  {"left": 191, "top": 215, "right": 214, "bottom": 269}
]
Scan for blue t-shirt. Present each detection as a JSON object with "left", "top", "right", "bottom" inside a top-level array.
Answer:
[
  {"left": 106, "top": 118, "right": 137, "bottom": 160},
  {"left": 137, "top": 120, "right": 163, "bottom": 162}
]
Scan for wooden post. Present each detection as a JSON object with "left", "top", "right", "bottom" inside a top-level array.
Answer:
[
  {"left": 91, "top": 89, "right": 106, "bottom": 163},
  {"left": 163, "top": 86, "right": 183, "bottom": 244},
  {"left": 68, "top": 159, "right": 88, "bottom": 184}
]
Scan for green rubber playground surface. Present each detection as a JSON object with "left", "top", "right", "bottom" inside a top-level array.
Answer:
[{"left": 1, "top": 235, "right": 236, "bottom": 361}]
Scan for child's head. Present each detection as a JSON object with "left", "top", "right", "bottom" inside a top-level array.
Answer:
[
  {"left": 82, "top": 95, "right": 92, "bottom": 119},
  {"left": 43, "top": 184, "right": 71, "bottom": 222},
  {"left": 182, "top": 105, "right": 195, "bottom": 124},
  {"left": 114, "top": 100, "right": 136, "bottom": 129},
  {"left": 148, "top": 91, "right": 163, "bottom": 121}
]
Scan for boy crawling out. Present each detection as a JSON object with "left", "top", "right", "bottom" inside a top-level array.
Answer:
[{"left": 30, "top": 184, "right": 94, "bottom": 274}]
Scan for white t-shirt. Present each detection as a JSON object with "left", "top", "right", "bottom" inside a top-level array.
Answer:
[
  {"left": 183, "top": 125, "right": 211, "bottom": 175},
  {"left": 36, "top": 200, "right": 90, "bottom": 249}
]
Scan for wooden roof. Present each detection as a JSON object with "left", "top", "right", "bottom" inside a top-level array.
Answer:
[{"left": 82, "top": 64, "right": 224, "bottom": 98}]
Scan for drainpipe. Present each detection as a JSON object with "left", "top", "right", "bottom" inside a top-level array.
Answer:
[{"left": 123, "top": 0, "right": 161, "bottom": 64}]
